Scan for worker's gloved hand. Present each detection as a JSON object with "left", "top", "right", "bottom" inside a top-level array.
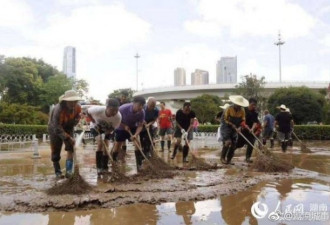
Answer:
[
  {"left": 181, "top": 128, "right": 186, "bottom": 134},
  {"left": 240, "top": 121, "right": 249, "bottom": 131},
  {"left": 182, "top": 132, "right": 187, "bottom": 139}
]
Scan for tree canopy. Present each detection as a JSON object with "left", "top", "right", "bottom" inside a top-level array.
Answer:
[
  {"left": 235, "top": 74, "right": 266, "bottom": 110},
  {"left": 108, "top": 88, "right": 135, "bottom": 101},
  {"left": 267, "top": 86, "right": 326, "bottom": 124},
  {"left": 0, "top": 56, "right": 90, "bottom": 124},
  {"left": 191, "top": 94, "right": 222, "bottom": 124}
]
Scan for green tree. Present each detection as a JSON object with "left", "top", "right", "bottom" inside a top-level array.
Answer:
[
  {"left": 191, "top": 94, "right": 222, "bottom": 124},
  {"left": 0, "top": 102, "right": 48, "bottom": 125},
  {"left": 39, "top": 74, "right": 73, "bottom": 112},
  {"left": 235, "top": 74, "right": 266, "bottom": 110},
  {"left": 267, "top": 86, "right": 325, "bottom": 124},
  {"left": 73, "top": 78, "right": 89, "bottom": 99},
  {"left": 108, "top": 88, "right": 135, "bottom": 100}
]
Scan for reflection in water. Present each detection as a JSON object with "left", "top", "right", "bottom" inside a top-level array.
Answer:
[
  {"left": 0, "top": 178, "right": 329, "bottom": 225},
  {"left": 175, "top": 201, "right": 196, "bottom": 225}
]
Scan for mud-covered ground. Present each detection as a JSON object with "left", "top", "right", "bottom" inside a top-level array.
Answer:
[{"left": 0, "top": 139, "right": 328, "bottom": 213}]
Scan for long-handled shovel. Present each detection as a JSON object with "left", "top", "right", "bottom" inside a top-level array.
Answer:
[
  {"left": 46, "top": 131, "right": 92, "bottom": 195},
  {"left": 97, "top": 130, "right": 129, "bottom": 182},
  {"left": 145, "top": 126, "right": 174, "bottom": 170},
  {"left": 292, "top": 132, "right": 312, "bottom": 153},
  {"left": 183, "top": 134, "right": 217, "bottom": 170},
  {"left": 238, "top": 131, "right": 293, "bottom": 172}
]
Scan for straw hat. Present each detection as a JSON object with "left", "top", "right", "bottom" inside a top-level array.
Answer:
[
  {"left": 277, "top": 104, "right": 287, "bottom": 110},
  {"left": 219, "top": 103, "right": 230, "bottom": 109},
  {"left": 228, "top": 95, "right": 249, "bottom": 107},
  {"left": 285, "top": 107, "right": 290, "bottom": 112},
  {"left": 59, "top": 90, "right": 82, "bottom": 103}
]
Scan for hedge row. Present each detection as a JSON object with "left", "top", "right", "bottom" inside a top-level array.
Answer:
[
  {"left": 0, "top": 124, "right": 330, "bottom": 140},
  {"left": 198, "top": 125, "right": 330, "bottom": 140},
  {"left": 0, "top": 124, "right": 47, "bottom": 138}
]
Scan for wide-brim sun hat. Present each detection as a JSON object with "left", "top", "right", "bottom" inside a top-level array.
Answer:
[
  {"left": 285, "top": 107, "right": 290, "bottom": 112},
  {"left": 228, "top": 95, "right": 249, "bottom": 107},
  {"left": 219, "top": 103, "right": 230, "bottom": 109},
  {"left": 277, "top": 104, "right": 287, "bottom": 110},
  {"left": 59, "top": 90, "right": 83, "bottom": 103}
]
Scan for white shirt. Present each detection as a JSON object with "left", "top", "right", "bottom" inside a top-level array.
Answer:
[{"left": 87, "top": 106, "right": 122, "bottom": 131}]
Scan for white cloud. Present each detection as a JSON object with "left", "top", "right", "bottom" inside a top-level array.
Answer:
[
  {"left": 33, "top": 4, "right": 151, "bottom": 55},
  {"left": 56, "top": 0, "right": 99, "bottom": 6},
  {"left": 0, "top": 0, "right": 34, "bottom": 27},
  {"left": 186, "top": 0, "right": 316, "bottom": 39},
  {"left": 184, "top": 20, "right": 221, "bottom": 37},
  {"left": 320, "top": 69, "right": 330, "bottom": 81},
  {"left": 283, "top": 64, "right": 309, "bottom": 81},
  {"left": 320, "top": 34, "right": 330, "bottom": 47}
]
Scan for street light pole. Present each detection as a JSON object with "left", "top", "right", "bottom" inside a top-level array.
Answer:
[
  {"left": 274, "top": 32, "right": 285, "bottom": 83},
  {"left": 134, "top": 53, "right": 140, "bottom": 91}
]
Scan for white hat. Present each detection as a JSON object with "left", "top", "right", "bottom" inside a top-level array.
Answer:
[
  {"left": 59, "top": 90, "right": 82, "bottom": 103},
  {"left": 277, "top": 104, "right": 287, "bottom": 110},
  {"left": 228, "top": 95, "right": 249, "bottom": 107},
  {"left": 219, "top": 103, "right": 230, "bottom": 109},
  {"left": 285, "top": 107, "right": 290, "bottom": 112}
]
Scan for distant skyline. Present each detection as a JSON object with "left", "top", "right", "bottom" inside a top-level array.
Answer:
[
  {"left": 0, "top": 0, "right": 329, "bottom": 101},
  {"left": 62, "top": 46, "right": 76, "bottom": 78}
]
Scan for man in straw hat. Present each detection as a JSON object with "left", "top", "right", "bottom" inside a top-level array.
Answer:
[
  {"left": 48, "top": 90, "right": 82, "bottom": 179},
  {"left": 275, "top": 104, "right": 294, "bottom": 152},
  {"left": 236, "top": 98, "right": 260, "bottom": 163},
  {"left": 220, "top": 95, "right": 249, "bottom": 165},
  {"left": 87, "top": 98, "right": 122, "bottom": 176}
]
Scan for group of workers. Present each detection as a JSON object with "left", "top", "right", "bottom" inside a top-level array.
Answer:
[
  {"left": 218, "top": 96, "right": 294, "bottom": 165},
  {"left": 48, "top": 90, "right": 294, "bottom": 178}
]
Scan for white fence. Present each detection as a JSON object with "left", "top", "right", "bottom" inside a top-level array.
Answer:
[{"left": 0, "top": 134, "right": 40, "bottom": 158}]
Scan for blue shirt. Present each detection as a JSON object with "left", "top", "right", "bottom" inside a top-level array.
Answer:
[{"left": 264, "top": 114, "right": 275, "bottom": 130}]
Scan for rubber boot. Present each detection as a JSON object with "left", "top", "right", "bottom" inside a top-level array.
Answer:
[
  {"left": 182, "top": 145, "right": 189, "bottom": 163},
  {"left": 167, "top": 140, "right": 171, "bottom": 152},
  {"left": 171, "top": 145, "right": 178, "bottom": 159},
  {"left": 281, "top": 141, "right": 286, "bottom": 152},
  {"left": 270, "top": 139, "right": 274, "bottom": 148},
  {"left": 135, "top": 151, "right": 143, "bottom": 171},
  {"left": 262, "top": 139, "right": 266, "bottom": 145},
  {"left": 221, "top": 145, "right": 229, "bottom": 164},
  {"left": 160, "top": 141, "right": 165, "bottom": 152},
  {"left": 53, "top": 162, "right": 63, "bottom": 178},
  {"left": 65, "top": 159, "right": 73, "bottom": 178},
  {"left": 96, "top": 151, "right": 103, "bottom": 176},
  {"left": 112, "top": 151, "right": 119, "bottom": 162},
  {"left": 226, "top": 146, "right": 235, "bottom": 165},
  {"left": 288, "top": 139, "right": 293, "bottom": 147},
  {"left": 178, "top": 144, "right": 183, "bottom": 152},
  {"left": 102, "top": 154, "right": 109, "bottom": 173}
]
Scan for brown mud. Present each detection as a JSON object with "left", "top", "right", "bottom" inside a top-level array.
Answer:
[{"left": 0, "top": 140, "right": 329, "bottom": 213}]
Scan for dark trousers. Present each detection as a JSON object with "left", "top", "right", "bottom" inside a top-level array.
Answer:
[{"left": 236, "top": 131, "right": 255, "bottom": 159}]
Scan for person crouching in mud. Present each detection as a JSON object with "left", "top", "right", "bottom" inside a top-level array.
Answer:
[
  {"left": 220, "top": 95, "right": 249, "bottom": 165},
  {"left": 171, "top": 102, "right": 196, "bottom": 163},
  {"left": 48, "top": 90, "right": 82, "bottom": 179}
]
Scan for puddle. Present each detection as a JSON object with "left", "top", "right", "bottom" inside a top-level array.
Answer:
[{"left": 0, "top": 140, "right": 329, "bottom": 224}]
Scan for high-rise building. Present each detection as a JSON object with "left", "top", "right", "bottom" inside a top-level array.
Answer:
[
  {"left": 63, "top": 46, "right": 76, "bottom": 78},
  {"left": 191, "top": 69, "right": 209, "bottom": 85},
  {"left": 216, "top": 56, "right": 237, "bottom": 84},
  {"left": 174, "top": 67, "right": 186, "bottom": 86}
]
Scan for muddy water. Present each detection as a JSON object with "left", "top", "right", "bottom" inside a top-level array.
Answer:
[{"left": 0, "top": 141, "right": 329, "bottom": 225}]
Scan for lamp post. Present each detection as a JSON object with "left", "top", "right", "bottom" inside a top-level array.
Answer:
[
  {"left": 274, "top": 32, "right": 285, "bottom": 83},
  {"left": 134, "top": 53, "right": 140, "bottom": 91}
]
